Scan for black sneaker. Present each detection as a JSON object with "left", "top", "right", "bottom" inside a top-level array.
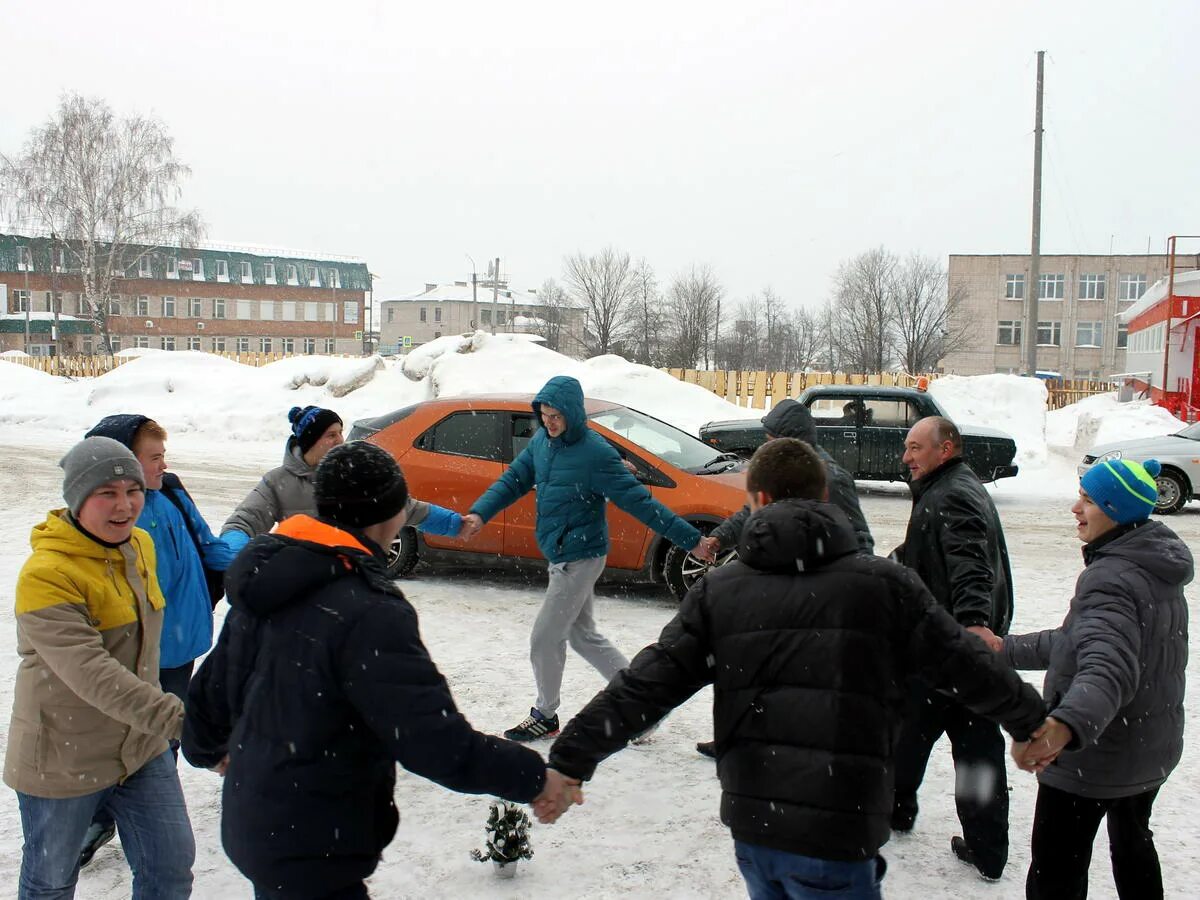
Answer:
[
  {"left": 695, "top": 740, "right": 717, "bottom": 759},
  {"left": 950, "top": 835, "right": 1002, "bottom": 883},
  {"left": 504, "top": 708, "right": 559, "bottom": 742},
  {"left": 79, "top": 821, "right": 117, "bottom": 868},
  {"left": 890, "top": 811, "right": 915, "bottom": 834}
]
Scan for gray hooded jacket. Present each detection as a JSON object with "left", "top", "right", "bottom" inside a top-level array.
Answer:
[{"left": 1004, "top": 519, "right": 1192, "bottom": 799}]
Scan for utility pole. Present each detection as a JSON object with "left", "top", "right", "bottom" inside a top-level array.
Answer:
[
  {"left": 51, "top": 233, "right": 61, "bottom": 359},
  {"left": 1023, "top": 50, "right": 1046, "bottom": 377},
  {"left": 490, "top": 257, "right": 500, "bottom": 335}
]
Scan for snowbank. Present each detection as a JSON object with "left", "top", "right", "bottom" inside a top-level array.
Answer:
[
  {"left": 1047, "top": 394, "right": 1186, "bottom": 453},
  {"left": 929, "top": 374, "right": 1048, "bottom": 466}
]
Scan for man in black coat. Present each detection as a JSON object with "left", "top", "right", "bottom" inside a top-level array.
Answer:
[
  {"left": 537, "top": 438, "right": 1044, "bottom": 898},
  {"left": 890, "top": 415, "right": 1015, "bottom": 883},
  {"left": 182, "top": 442, "right": 559, "bottom": 899}
]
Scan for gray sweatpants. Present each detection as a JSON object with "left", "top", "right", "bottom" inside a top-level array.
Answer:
[{"left": 532, "top": 555, "right": 629, "bottom": 717}]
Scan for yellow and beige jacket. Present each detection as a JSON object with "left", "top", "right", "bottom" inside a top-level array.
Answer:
[{"left": 4, "top": 510, "right": 184, "bottom": 798}]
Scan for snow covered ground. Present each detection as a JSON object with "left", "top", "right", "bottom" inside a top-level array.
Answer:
[{"left": 0, "top": 343, "right": 1196, "bottom": 898}]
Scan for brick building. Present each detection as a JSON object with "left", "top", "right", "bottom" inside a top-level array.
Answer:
[{"left": 0, "top": 232, "right": 370, "bottom": 356}]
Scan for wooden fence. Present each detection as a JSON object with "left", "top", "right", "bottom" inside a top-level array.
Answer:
[
  {"left": 2, "top": 351, "right": 363, "bottom": 378},
  {"left": 663, "top": 368, "right": 1115, "bottom": 411}
]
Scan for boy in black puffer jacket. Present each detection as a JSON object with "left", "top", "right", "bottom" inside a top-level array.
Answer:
[{"left": 538, "top": 438, "right": 1046, "bottom": 899}]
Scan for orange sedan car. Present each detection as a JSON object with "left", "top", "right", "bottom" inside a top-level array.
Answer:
[{"left": 349, "top": 394, "right": 747, "bottom": 599}]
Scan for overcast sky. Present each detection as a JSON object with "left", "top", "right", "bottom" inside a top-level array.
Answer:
[{"left": 3, "top": 1, "right": 1197, "bottom": 308}]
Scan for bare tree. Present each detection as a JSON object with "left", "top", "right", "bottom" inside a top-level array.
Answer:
[
  {"left": 662, "top": 264, "right": 723, "bottom": 368},
  {"left": 562, "top": 246, "right": 638, "bottom": 356},
  {"left": 535, "top": 277, "right": 571, "bottom": 353},
  {"left": 891, "top": 253, "right": 970, "bottom": 373},
  {"left": 830, "top": 247, "right": 897, "bottom": 372},
  {"left": 781, "top": 305, "right": 822, "bottom": 371},
  {"left": 0, "top": 94, "right": 203, "bottom": 352},
  {"left": 629, "top": 258, "right": 667, "bottom": 366}
]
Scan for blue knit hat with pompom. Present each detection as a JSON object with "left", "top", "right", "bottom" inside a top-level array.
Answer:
[{"left": 1080, "top": 458, "right": 1162, "bottom": 525}]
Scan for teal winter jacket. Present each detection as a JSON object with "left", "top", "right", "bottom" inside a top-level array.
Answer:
[{"left": 470, "top": 376, "right": 701, "bottom": 564}]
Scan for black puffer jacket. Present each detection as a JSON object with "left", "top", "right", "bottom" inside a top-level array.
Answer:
[
  {"left": 898, "top": 456, "right": 1013, "bottom": 634},
  {"left": 1005, "top": 519, "right": 1192, "bottom": 799},
  {"left": 549, "top": 499, "right": 1044, "bottom": 862},
  {"left": 712, "top": 400, "right": 874, "bottom": 553},
  {"left": 182, "top": 515, "right": 545, "bottom": 897}
]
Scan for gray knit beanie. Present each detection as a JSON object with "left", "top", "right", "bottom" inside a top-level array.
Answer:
[{"left": 59, "top": 436, "right": 146, "bottom": 516}]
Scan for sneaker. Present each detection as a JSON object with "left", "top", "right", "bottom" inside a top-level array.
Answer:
[
  {"left": 79, "top": 821, "right": 117, "bottom": 868},
  {"left": 503, "top": 707, "right": 559, "bottom": 742},
  {"left": 695, "top": 740, "right": 717, "bottom": 758},
  {"left": 950, "top": 835, "right": 1002, "bottom": 883}
]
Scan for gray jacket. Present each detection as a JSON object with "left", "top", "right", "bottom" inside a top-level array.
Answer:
[
  {"left": 1004, "top": 520, "right": 1192, "bottom": 799},
  {"left": 224, "top": 440, "right": 434, "bottom": 538}
]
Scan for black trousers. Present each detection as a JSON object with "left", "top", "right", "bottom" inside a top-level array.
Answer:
[
  {"left": 1027, "top": 783, "right": 1162, "bottom": 900},
  {"left": 892, "top": 680, "right": 1009, "bottom": 876}
]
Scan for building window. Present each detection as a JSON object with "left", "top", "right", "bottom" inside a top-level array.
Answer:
[
  {"left": 324, "top": 303, "right": 334, "bottom": 321},
  {"left": 16, "top": 246, "right": 33, "bottom": 271},
  {"left": 213, "top": 337, "right": 226, "bottom": 352},
  {"left": 13, "top": 290, "right": 31, "bottom": 313},
  {"left": 387, "top": 307, "right": 395, "bottom": 323},
  {"left": 281, "top": 301, "right": 297, "bottom": 321},
  {"left": 236, "top": 337, "right": 249, "bottom": 353},
  {"left": 264, "top": 262, "right": 276, "bottom": 284},
  {"left": 216, "top": 260, "right": 229, "bottom": 281},
  {"left": 497, "top": 310, "right": 506, "bottom": 325},
  {"left": 240, "top": 261, "right": 253, "bottom": 283},
  {"left": 1078, "top": 274, "right": 1106, "bottom": 300},
  {"left": 434, "top": 307, "right": 442, "bottom": 323},
  {"left": 134, "top": 335, "right": 150, "bottom": 349},
  {"left": 136, "top": 296, "right": 150, "bottom": 316},
  {"left": 343, "top": 300, "right": 358, "bottom": 324},
  {"left": 138, "top": 256, "right": 152, "bottom": 277},
  {"left": 109, "top": 336, "right": 121, "bottom": 352},
  {"left": 1038, "top": 274, "right": 1064, "bottom": 300},
  {"left": 305, "top": 302, "right": 319, "bottom": 321},
  {"left": 303, "top": 338, "right": 316, "bottom": 354},
  {"left": 1075, "top": 321, "right": 1103, "bottom": 347},
  {"left": 286, "top": 264, "right": 299, "bottom": 285},
  {"left": 213, "top": 299, "right": 227, "bottom": 319},
  {"left": 236, "top": 300, "right": 252, "bottom": 320},
  {"left": 187, "top": 336, "right": 201, "bottom": 351},
  {"left": 189, "top": 297, "right": 204, "bottom": 317},
  {"left": 260, "top": 337, "right": 273, "bottom": 353},
  {"left": 1036, "top": 320, "right": 1062, "bottom": 346},
  {"left": 163, "top": 296, "right": 176, "bottom": 317},
  {"left": 433, "top": 331, "right": 441, "bottom": 339},
  {"left": 166, "top": 256, "right": 178, "bottom": 279},
  {"left": 481, "top": 309, "right": 491, "bottom": 325},
  {"left": 282, "top": 337, "right": 295, "bottom": 353},
  {"left": 1119, "top": 274, "right": 1147, "bottom": 301},
  {"left": 108, "top": 298, "right": 122, "bottom": 316},
  {"left": 328, "top": 268, "right": 341, "bottom": 289},
  {"left": 325, "top": 338, "right": 336, "bottom": 353},
  {"left": 192, "top": 258, "right": 204, "bottom": 279},
  {"left": 162, "top": 337, "right": 176, "bottom": 351},
  {"left": 1004, "top": 274, "right": 1024, "bottom": 299},
  {"left": 419, "top": 307, "right": 427, "bottom": 322},
  {"left": 308, "top": 266, "right": 321, "bottom": 287},
  {"left": 1116, "top": 323, "right": 1129, "bottom": 349},
  {"left": 996, "top": 320, "right": 1022, "bottom": 345},
  {"left": 260, "top": 300, "right": 275, "bottom": 320}
]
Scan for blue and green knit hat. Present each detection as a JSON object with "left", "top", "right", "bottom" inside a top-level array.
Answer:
[{"left": 1080, "top": 458, "right": 1161, "bottom": 525}]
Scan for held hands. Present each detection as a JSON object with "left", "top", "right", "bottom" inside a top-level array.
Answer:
[
  {"left": 211, "top": 754, "right": 229, "bottom": 777},
  {"left": 459, "top": 513, "right": 483, "bottom": 541},
  {"left": 531, "top": 768, "right": 584, "bottom": 825},
  {"left": 692, "top": 535, "right": 721, "bottom": 563},
  {"left": 1011, "top": 717, "right": 1073, "bottom": 774},
  {"left": 966, "top": 625, "right": 1003, "bottom": 653}
]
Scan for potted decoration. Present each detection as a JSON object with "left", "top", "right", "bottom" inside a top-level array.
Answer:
[{"left": 470, "top": 800, "right": 533, "bottom": 878}]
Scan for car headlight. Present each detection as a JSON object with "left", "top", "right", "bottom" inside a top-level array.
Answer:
[{"left": 1096, "top": 450, "right": 1123, "bottom": 464}]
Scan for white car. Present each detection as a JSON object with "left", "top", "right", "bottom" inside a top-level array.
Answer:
[{"left": 1078, "top": 422, "right": 1200, "bottom": 514}]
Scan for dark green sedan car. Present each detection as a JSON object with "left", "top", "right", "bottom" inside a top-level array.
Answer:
[{"left": 699, "top": 385, "right": 1019, "bottom": 483}]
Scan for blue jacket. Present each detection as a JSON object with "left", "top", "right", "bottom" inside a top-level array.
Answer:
[
  {"left": 471, "top": 375, "right": 701, "bottom": 564},
  {"left": 141, "top": 487, "right": 239, "bottom": 668}
]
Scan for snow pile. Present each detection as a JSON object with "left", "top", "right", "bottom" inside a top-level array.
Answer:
[
  {"left": 260, "top": 354, "right": 384, "bottom": 398},
  {"left": 1047, "top": 394, "right": 1186, "bottom": 453},
  {"left": 0, "top": 349, "right": 30, "bottom": 358},
  {"left": 930, "top": 374, "right": 1049, "bottom": 466}
]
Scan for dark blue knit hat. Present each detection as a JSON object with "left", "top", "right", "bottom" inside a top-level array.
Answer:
[
  {"left": 288, "top": 406, "right": 342, "bottom": 454},
  {"left": 1080, "top": 458, "right": 1161, "bottom": 525}
]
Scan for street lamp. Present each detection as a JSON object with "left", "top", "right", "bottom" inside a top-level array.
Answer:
[{"left": 466, "top": 253, "right": 478, "bottom": 330}]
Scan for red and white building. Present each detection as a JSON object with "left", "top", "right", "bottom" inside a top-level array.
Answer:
[{"left": 1119, "top": 237, "right": 1200, "bottom": 421}]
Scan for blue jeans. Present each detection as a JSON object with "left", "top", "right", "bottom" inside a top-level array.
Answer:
[
  {"left": 17, "top": 750, "right": 195, "bottom": 899},
  {"left": 734, "top": 841, "right": 884, "bottom": 900}
]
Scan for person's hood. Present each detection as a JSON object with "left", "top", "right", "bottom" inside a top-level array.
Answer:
[
  {"left": 282, "top": 438, "right": 316, "bottom": 476},
  {"left": 1085, "top": 519, "right": 1194, "bottom": 588},
  {"left": 225, "top": 514, "right": 394, "bottom": 618},
  {"left": 738, "top": 498, "right": 859, "bottom": 573},
  {"left": 30, "top": 509, "right": 127, "bottom": 558},
  {"left": 84, "top": 413, "right": 151, "bottom": 450},
  {"left": 533, "top": 375, "right": 587, "bottom": 445},
  {"left": 761, "top": 399, "right": 817, "bottom": 444}
]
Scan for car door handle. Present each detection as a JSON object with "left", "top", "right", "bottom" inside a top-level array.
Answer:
[{"left": 842, "top": 431, "right": 856, "bottom": 438}]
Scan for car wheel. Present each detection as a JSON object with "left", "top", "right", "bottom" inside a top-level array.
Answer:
[
  {"left": 663, "top": 533, "right": 738, "bottom": 601},
  {"left": 385, "top": 526, "right": 420, "bottom": 577},
  {"left": 1154, "top": 470, "right": 1188, "bottom": 515}
]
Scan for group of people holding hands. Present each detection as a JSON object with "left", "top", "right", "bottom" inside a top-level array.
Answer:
[{"left": 6, "top": 374, "right": 1189, "bottom": 900}]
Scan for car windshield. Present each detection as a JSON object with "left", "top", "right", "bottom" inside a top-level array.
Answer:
[
  {"left": 589, "top": 406, "right": 724, "bottom": 472},
  {"left": 1177, "top": 421, "right": 1200, "bottom": 441}
]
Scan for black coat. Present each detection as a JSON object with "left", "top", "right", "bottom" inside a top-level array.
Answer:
[
  {"left": 899, "top": 456, "right": 1013, "bottom": 634},
  {"left": 182, "top": 515, "right": 545, "bottom": 897},
  {"left": 548, "top": 499, "right": 1044, "bottom": 862},
  {"left": 713, "top": 400, "right": 874, "bottom": 553}
]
